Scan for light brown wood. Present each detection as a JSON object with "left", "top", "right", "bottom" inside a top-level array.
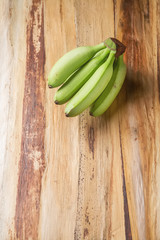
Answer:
[{"left": 0, "top": 0, "right": 159, "bottom": 239}]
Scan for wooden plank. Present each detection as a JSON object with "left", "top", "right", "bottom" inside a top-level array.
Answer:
[
  {"left": 73, "top": 1, "right": 125, "bottom": 240},
  {"left": 0, "top": 0, "right": 27, "bottom": 239},
  {"left": 14, "top": 1, "right": 46, "bottom": 239},
  {"left": 116, "top": 0, "right": 159, "bottom": 239},
  {"left": 39, "top": 0, "right": 80, "bottom": 239}
]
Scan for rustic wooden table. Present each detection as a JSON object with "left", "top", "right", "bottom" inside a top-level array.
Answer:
[{"left": 0, "top": 0, "right": 159, "bottom": 239}]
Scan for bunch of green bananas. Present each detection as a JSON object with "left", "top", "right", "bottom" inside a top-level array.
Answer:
[{"left": 48, "top": 38, "right": 126, "bottom": 117}]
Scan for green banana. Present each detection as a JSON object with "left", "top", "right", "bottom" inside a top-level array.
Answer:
[
  {"left": 48, "top": 42, "right": 106, "bottom": 88},
  {"left": 90, "top": 54, "right": 127, "bottom": 117},
  {"left": 92, "top": 48, "right": 107, "bottom": 58},
  {"left": 54, "top": 48, "right": 110, "bottom": 104},
  {"left": 65, "top": 50, "right": 116, "bottom": 117}
]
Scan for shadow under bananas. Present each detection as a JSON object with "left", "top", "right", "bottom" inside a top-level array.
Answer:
[{"left": 96, "top": 68, "right": 152, "bottom": 125}]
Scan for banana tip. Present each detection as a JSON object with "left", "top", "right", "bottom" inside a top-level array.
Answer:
[
  {"left": 54, "top": 100, "right": 59, "bottom": 105},
  {"left": 48, "top": 85, "right": 53, "bottom": 88},
  {"left": 65, "top": 113, "right": 69, "bottom": 117}
]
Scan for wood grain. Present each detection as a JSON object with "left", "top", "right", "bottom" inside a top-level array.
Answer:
[
  {"left": 0, "top": 0, "right": 159, "bottom": 239},
  {"left": 15, "top": 1, "right": 45, "bottom": 239}
]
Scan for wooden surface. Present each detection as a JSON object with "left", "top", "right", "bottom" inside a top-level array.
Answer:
[{"left": 0, "top": 0, "right": 159, "bottom": 239}]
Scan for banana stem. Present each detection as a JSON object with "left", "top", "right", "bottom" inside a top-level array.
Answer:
[
  {"left": 104, "top": 38, "right": 126, "bottom": 58},
  {"left": 111, "top": 38, "right": 126, "bottom": 57}
]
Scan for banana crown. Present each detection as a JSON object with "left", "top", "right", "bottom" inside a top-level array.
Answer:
[{"left": 104, "top": 38, "right": 116, "bottom": 51}]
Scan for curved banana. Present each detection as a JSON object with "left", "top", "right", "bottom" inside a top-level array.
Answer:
[
  {"left": 54, "top": 48, "right": 110, "bottom": 104},
  {"left": 48, "top": 42, "right": 106, "bottom": 88},
  {"left": 65, "top": 50, "right": 116, "bottom": 117},
  {"left": 48, "top": 38, "right": 116, "bottom": 88},
  {"left": 90, "top": 54, "right": 127, "bottom": 117},
  {"left": 92, "top": 48, "right": 107, "bottom": 58}
]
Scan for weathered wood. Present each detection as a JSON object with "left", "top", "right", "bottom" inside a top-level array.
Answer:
[{"left": 0, "top": 0, "right": 159, "bottom": 239}]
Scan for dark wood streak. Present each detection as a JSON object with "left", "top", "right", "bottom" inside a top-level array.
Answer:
[
  {"left": 119, "top": 0, "right": 134, "bottom": 65},
  {"left": 145, "top": 0, "right": 150, "bottom": 20},
  {"left": 83, "top": 228, "right": 89, "bottom": 238},
  {"left": 157, "top": 2, "right": 160, "bottom": 102},
  {"left": 74, "top": 153, "right": 83, "bottom": 240},
  {"left": 88, "top": 127, "right": 95, "bottom": 159},
  {"left": 15, "top": 1, "right": 45, "bottom": 239},
  {"left": 59, "top": 0, "right": 63, "bottom": 33},
  {"left": 113, "top": 1, "right": 132, "bottom": 237},
  {"left": 119, "top": 125, "right": 132, "bottom": 240},
  {"left": 139, "top": 0, "right": 150, "bottom": 21},
  {"left": 107, "top": 156, "right": 114, "bottom": 240},
  {"left": 113, "top": 0, "right": 116, "bottom": 37},
  {"left": 74, "top": 115, "right": 91, "bottom": 240},
  {"left": 60, "top": 0, "right": 63, "bottom": 17}
]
